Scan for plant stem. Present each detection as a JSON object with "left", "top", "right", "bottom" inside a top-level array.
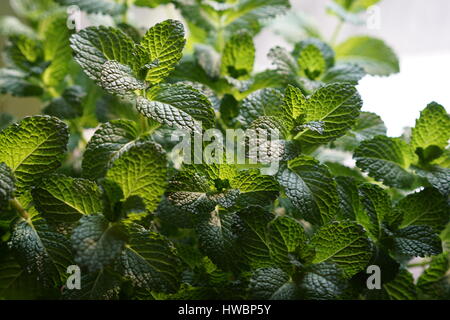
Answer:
[
  {"left": 9, "top": 198, "right": 29, "bottom": 220},
  {"left": 330, "top": 20, "right": 344, "bottom": 46},
  {"left": 407, "top": 260, "right": 431, "bottom": 268}
]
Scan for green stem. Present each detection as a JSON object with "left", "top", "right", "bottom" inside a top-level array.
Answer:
[
  {"left": 407, "top": 260, "right": 431, "bottom": 268},
  {"left": 330, "top": 20, "right": 344, "bottom": 46},
  {"left": 9, "top": 198, "right": 29, "bottom": 220}
]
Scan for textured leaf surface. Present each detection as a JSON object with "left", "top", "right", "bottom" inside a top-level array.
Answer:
[
  {"left": 417, "top": 253, "right": 449, "bottom": 295},
  {"left": 120, "top": 226, "right": 181, "bottom": 293},
  {"left": 310, "top": 221, "right": 372, "bottom": 278},
  {"left": 106, "top": 142, "right": 167, "bottom": 212},
  {"left": 277, "top": 156, "right": 338, "bottom": 225},
  {"left": 32, "top": 174, "right": 103, "bottom": 223},
  {"left": 382, "top": 269, "right": 417, "bottom": 300},
  {"left": 71, "top": 215, "right": 126, "bottom": 272},
  {"left": 249, "top": 268, "right": 297, "bottom": 300},
  {"left": 0, "top": 116, "right": 68, "bottom": 189},
  {"left": 336, "top": 36, "right": 399, "bottom": 76},
  {"left": 322, "top": 63, "right": 365, "bottom": 84},
  {"left": 397, "top": 188, "right": 449, "bottom": 233},
  {"left": 139, "top": 19, "right": 185, "bottom": 84},
  {"left": 221, "top": 31, "right": 255, "bottom": 79},
  {"left": 300, "top": 263, "right": 347, "bottom": 300},
  {"left": 137, "top": 83, "right": 215, "bottom": 133},
  {"left": 82, "top": 120, "right": 141, "bottom": 179},
  {"left": 354, "top": 136, "right": 415, "bottom": 188},
  {"left": 238, "top": 89, "right": 284, "bottom": 127},
  {"left": 392, "top": 226, "right": 442, "bottom": 257},
  {"left": 0, "top": 162, "right": 15, "bottom": 206}
]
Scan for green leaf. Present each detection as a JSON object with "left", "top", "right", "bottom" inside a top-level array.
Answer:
[
  {"left": 414, "top": 166, "right": 450, "bottom": 197},
  {"left": 0, "top": 116, "right": 68, "bottom": 189},
  {"left": 82, "top": 120, "right": 141, "bottom": 179},
  {"left": 333, "top": 0, "right": 381, "bottom": 12},
  {"left": 0, "top": 162, "right": 15, "bottom": 207},
  {"left": 238, "top": 88, "right": 284, "bottom": 127},
  {"left": 380, "top": 269, "right": 417, "bottom": 300},
  {"left": 300, "top": 263, "right": 347, "bottom": 300},
  {"left": 249, "top": 267, "right": 298, "bottom": 299},
  {"left": 310, "top": 221, "right": 372, "bottom": 278},
  {"left": 6, "top": 34, "right": 41, "bottom": 70},
  {"left": 333, "top": 111, "right": 386, "bottom": 151},
  {"left": 268, "top": 46, "right": 299, "bottom": 76},
  {"left": 354, "top": 136, "right": 416, "bottom": 189},
  {"left": 294, "top": 38, "right": 334, "bottom": 80},
  {"left": 221, "top": 31, "right": 255, "bottom": 79},
  {"left": 41, "top": 15, "right": 72, "bottom": 88},
  {"left": 99, "top": 60, "right": 146, "bottom": 95},
  {"left": 396, "top": 188, "right": 449, "bottom": 233},
  {"left": 293, "top": 83, "right": 363, "bottom": 147},
  {"left": 0, "top": 113, "right": 14, "bottom": 131},
  {"left": 137, "top": 83, "right": 215, "bottom": 133},
  {"left": 44, "top": 85, "right": 85, "bottom": 119},
  {"left": 336, "top": 36, "right": 399, "bottom": 76},
  {"left": 334, "top": 176, "right": 360, "bottom": 220},
  {"left": 194, "top": 44, "right": 221, "bottom": 79},
  {"left": 411, "top": 102, "right": 450, "bottom": 152},
  {"left": 276, "top": 156, "right": 339, "bottom": 225},
  {"left": 357, "top": 183, "right": 393, "bottom": 240},
  {"left": 138, "top": 19, "right": 186, "bottom": 84},
  {"left": 63, "top": 268, "right": 121, "bottom": 300},
  {"left": 106, "top": 142, "right": 167, "bottom": 212},
  {"left": 70, "top": 26, "right": 137, "bottom": 82},
  {"left": 8, "top": 217, "right": 73, "bottom": 285},
  {"left": 195, "top": 210, "right": 241, "bottom": 272},
  {"left": 71, "top": 215, "right": 127, "bottom": 272},
  {"left": 392, "top": 225, "right": 442, "bottom": 257},
  {"left": 0, "top": 16, "right": 35, "bottom": 37},
  {"left": 120, "top": 225, "right": 181, "bottom": 293},
  {"left": 55, "top": 0, "right": 125, "bottom": 15},
  {"left": 32, "top": 174, "right": 103, "bottom": 223},
  {"left": 417, "top": 253, "right": 449, "bottom": 298},
  {"left": 0, "top": 68, "right": 43, "bottom": 97},
  {"left": 322, "top": 63, "right": 366, "bottom": 84}
]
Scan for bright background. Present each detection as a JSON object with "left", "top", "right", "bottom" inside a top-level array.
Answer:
[{"left": 1, "top": 0, "right": 450, "bottom": 137}]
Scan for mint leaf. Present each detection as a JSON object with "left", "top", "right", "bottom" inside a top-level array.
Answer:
[
  {"left": 354, "top": 136, "right": 416, "bottom": 188},
  {"left": 120, "top": 225, "right": 181, "bottom": 293},
  {"left": 71, "top": 215, "right": 127, "bottom": 272},
  {"left": 300, "top": 263, "right": 347, "bottom": 300},
  {"left": 43, "top": 86, "right": 85, "bottom": 120},
  {"left": 294, "top": 38, "right": 334, "bottom": 80},
  {"left": 106, "top": 142, "right": 167, "bottom": 212},
  {"left": 322, "top": 63, "right": 365, "bottom": 84},
  {"left": 63, "top": 268, "right": 121, "bottom": 300},
  {"left": 138, "top": 19, "right": 185, "bottom": 84},
  {"left": 99, "top": 61, "right": 146, "bottom": 95},
  {"left": 292, "top": 83, "right": 363, "bottom": 147},
  {"left": 411, "top": 102, "right": 450, "bottom": 152},
  {"left": 277, "top": 156, "right": 339, "bottom": 225},
  {"left": 397, "top": 188, "right": 449, "bottom": 233},
  {"left": 238, "top": 88, "right": 284, "bottom": 127},
  {"left": 377, "top": 269, "right": 417, "bottom": 300},
  {"left": 137, "top": 83, "right": 215, "bottom": 133},
  {"left": 55, "top": 0, "right": 125, "bottom": 15},
  {"left": 32, "top": 174, "right": 103, "bottom": 223},
  {"left": 82, "top": 120, "right": 141, "bottom": 179},
  {"left": 221, "top": 31, "right": 255, "bottom": 79},
  {"left": 0, "top": 162, "right": 15, "bottom": 207},
  {"left": 336, "top": 36, "right": 399, "bottom": 76},
  {"left": 0, "top": 68, "right": 43, "bottom": 96},
  {"left": 417, "top": 253, "right": 449, "bottom": 298},
  {"left": 335, "top": 176, "right": 360, "bottom": 220},
  {"left": 392, "top": 225, "right": 442, "bottom": 257},
  {"left": 310, "top": 221, "right": 372, "bottom": 278},
  {"left": 8, "top": 217, "right": 73, "bottom": 285},
  {"left": 249, "top": 267, "right": 298, "bottom": 299},
  {"left": 0, "top": 116, "right": 68, "bottom": 189}
]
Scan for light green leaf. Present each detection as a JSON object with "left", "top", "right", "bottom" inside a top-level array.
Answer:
[
  {"left": 334, "top": 0, "right": 381, "bottom": 13},
  {"left": 310, "top": 221, "right": 372, "bottom": 278},
  {"left": 411, "top": 102, "right": 450, "bottom": 152},
  {"left": 32, "top": 174, "right": 103, "bottom": 223},
  {"left": 249, "top": 267, "right": 298, "bottom": 300},
  {"left": 82, "top": 120, "right": 141, "bottom": 179},
  {"left": 322, "top": 63, "right": 366, "bottom": 84},
  {"left": 276, "top": 156, "right": 339, "bottom": 225},
  {"left": 221, "top": 31, "right": 255, "bottom": 79},
  {"left": 381, "top": 269, "right": 417, "bottom": 300},
  {"left": 295, "top": 38, "right": 334, "bottom": 80},
  {"left": 354, "top": 136, "right": 416, "bottom": 188},
  {"left": 139, "top": 19, "right": 186, "bottom": 84},
  {"left": 397, "top": 188, "right": 449, "bottom": 233},
  {"left": 238, "top": 88, "right": 284, "bottom": 127},
  {"left": 293, "top": 83, "right": 363, "bottom": 147},
  {"left": 417, "top": 253, "right": 449, "bottom": 297},
  {"left": 6, "top": 34, "right": 40, "bottom": 70},
  {"left": 137, "top": 83, "right": 215, "bottom": 133},
  {"left": 71, "top": 215, "right": 127, "bottom": 272},
  {"left": 42, "top": 15, "right": 72, "bottom": 88},
  {"left": 106, "top": 141, "right": 167, "bottom": 212},
  {"left": 120, "top": 225, "right": 181, "bottom": 293},
  {"left": 392, "top": 225, "right": 442, "bottom": 257},
  {"left": 0, "top": 116, "right": 68, "bottom": 189},
  {"left": 336, "top": 36, "right": 399, "bottom": 76},
  {"left": 300, "top": 263, "right": 347, "bottom": 300}
]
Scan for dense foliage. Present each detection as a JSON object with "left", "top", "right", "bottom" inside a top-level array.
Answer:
[{"left": 0, "top": 0, "right": 449, "bottom": 300}]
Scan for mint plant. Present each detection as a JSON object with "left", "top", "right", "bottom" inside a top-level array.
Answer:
[{"left": 0, "top": 0, "right": 449, "bottom": 300}]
